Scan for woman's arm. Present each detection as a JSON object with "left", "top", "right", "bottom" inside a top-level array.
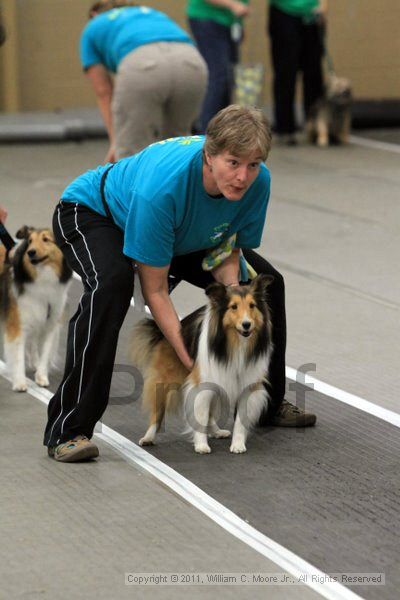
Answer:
[
  {"left": 0, "top": 204, "right": 7, "bottom": 223},
  {"left": 210, "top": 247, "right": 241, "bottom": 286},
  {"left": 206, "top": 0, "right": 250, "bottom": 18},
  {"left": 136, "top": 262, "right": 194, "bottom": 371},
  {"left": 85, "top": 64, "right": 116, "bottom": 162},
  {"left": 315, "top": 0, "right": 328, "bottom": 24}
]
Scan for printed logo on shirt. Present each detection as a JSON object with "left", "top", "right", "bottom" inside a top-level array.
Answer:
[
  {"left": 107, "top": 6, "right": 151, "bottom": 20},
  {"left": 107, "top": 8, "right": 125, "bottom": 20},
  {"left": 155, "top": 135, "right": 203, "bottom": 146},
  {"left": 179, "top": 136, "right": 203, "bottom": 146},
  {"left": 209, "top": 222, "right": 230, "bottom": 244}
]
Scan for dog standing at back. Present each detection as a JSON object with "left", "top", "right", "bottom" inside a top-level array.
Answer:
[
  {"left": 0, "top": 226, "right": 72, "bottom": 391},
  {"left": 307, "top": 74, "right": 352, "bottom": 147},
  {"left": 131, "top": 274, "right": 273, "bottom": 454}
]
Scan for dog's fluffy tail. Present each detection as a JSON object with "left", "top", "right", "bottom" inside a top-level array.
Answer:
[
  {"left": 130, "top": 318, "right": 163, "bottom": 375},
  {"left": 131, "top": 318, "right": 189, "bottom": 432}
]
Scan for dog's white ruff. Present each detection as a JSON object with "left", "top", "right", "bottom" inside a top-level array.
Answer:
[{"left": 183, "top": 308, "right": 270, "bottom": 454}]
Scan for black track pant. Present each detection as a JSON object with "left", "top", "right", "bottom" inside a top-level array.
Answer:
[
  {"left": 268, "top": 5, "right": 324, "bottom": 134},
  {"left": 44, "top": 202, "right": 286, "bottom": 446}
]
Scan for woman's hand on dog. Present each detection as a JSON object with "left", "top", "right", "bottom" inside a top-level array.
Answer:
[
  {"left": 136, "top": 261, "right": 194, "bottom": 372},
  {"left": 0, "top": 204, "right": 7, "bottom": 223}
]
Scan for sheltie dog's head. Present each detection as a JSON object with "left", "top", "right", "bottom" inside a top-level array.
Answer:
[
  {"left": 10, "top": 226, "right": 72, "bottom": 292},
  {"left": 205, "top": 274, "right": 273, "bottom": 362},
  {"left": 325, "top": 74, "right": 352, "bottom": 106}
]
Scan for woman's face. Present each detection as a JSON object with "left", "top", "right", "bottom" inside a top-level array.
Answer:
[{"left": 203, "top": 149, "right": 263, "bottom": 201}]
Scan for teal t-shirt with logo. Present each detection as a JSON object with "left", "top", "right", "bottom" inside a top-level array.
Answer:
[
  {"left": 80, "top": 6, "right": 193, "bottom": 72},
  {"left": 61, "top": 136, "right": 270, "bottom": 267}
]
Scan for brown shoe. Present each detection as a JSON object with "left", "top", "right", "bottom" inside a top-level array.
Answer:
[
  {"left": 271, "top": 400, "right": 317, "bottom": 427},
  {"left": 48, "top": 435, "right": 99, "bottom": 462}
]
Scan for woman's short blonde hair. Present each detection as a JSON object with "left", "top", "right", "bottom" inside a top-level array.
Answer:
[
  {"left": 89, "top": 1, "right": 136, "bottom": 18},
  {"left": 204, "top": 105, "right": 272, "bottom": 162}
]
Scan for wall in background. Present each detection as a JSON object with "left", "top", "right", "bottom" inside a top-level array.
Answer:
[{"left": 0, "top": 0, "right": 399, "bottom": 112}]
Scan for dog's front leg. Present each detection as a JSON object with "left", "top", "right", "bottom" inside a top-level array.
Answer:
[
  {"left": 35, "top": 324, "right": 59, "bottom": 387},
  {"left": 5, "top": 334, "right": 27, "bottom": 392},
  {"left": 230, "top": 409, "right": 248, "bottom": 453},
  {"left": 208, "top": 417, "right": 231, "bottom": 439},
  {"left": 187, "top": 387, "right": 214, "bottom": 454},
  {"left": 231, "top": 386, "right": 268, "bottom": 453},
  {"left": 305, "top": 118, "right": 315, "bottom": 143},
  {"left": 338, "top": 111, "right": 351, "bottom": 144},
  {"left": 316, "top": 116, "right": 329, "bottom": 148}
]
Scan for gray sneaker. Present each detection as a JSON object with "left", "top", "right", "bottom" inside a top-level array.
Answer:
[
  {"left": 48, "top": 435, "right": 99, "bottom": 462},
  {"left": 271, "top": 400, "right": 317, "bottom": 427}
]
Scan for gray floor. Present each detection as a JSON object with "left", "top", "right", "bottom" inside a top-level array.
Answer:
[
  {"left": 355, "top": 128, "right": 400, "bottom": 145},
  {"left": 1, "top": 124, "right": 399, "bottom": 599}
]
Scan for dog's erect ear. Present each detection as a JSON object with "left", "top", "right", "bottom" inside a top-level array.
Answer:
[
  {"left": 15, "top": 225, "right": 34, "bottom": 240},
  {"left": 205, "top": 282, "right": 227, "bottom": 305},
  {"left": 249, "top": 274, "right": 274, "bottom": 298}
]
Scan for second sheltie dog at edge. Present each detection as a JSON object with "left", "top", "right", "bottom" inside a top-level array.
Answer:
[
  {"left": 131, "top": 274, "right": 274, "bottom": 454},
  {"left": 0, "top": 226, "right": 72, "bottom": 392}
]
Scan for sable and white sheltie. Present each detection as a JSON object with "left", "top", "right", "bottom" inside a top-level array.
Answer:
[
  {"left": 131, "top": 274, "right": 273, "bottom": 454},
  {"left": 0, "top": 226, "right": 72, "bottom": 392}
]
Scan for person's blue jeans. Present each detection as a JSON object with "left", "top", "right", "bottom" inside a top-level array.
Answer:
[{"left": 189, "top": 18, "right": 239, "bottom": 133}]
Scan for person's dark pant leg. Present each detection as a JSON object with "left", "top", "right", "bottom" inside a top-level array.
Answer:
[
  {"left": 189, "top": 18, "right": 237, "bottom": 133},
  {"left": 170, "top": 249, "right": 286, "bottom": 423},
  {"left": 301, "top": 20, "right": 324, "bottom": 119},
  {"left": 268, "top": 6, "right": 302, "bottom": 135},
  {"left": 43, "top": 202, "right": 134, "bottom": 447},
  {"left": 242, "top": 250, "right": 286, "bottom": 421}
]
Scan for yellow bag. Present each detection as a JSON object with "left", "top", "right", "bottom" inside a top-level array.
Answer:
[{"left": 233, "top": 63, "right": 264, "bottom": 107}]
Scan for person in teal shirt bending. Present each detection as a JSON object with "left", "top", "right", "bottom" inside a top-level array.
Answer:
[
  {"left": 81, "top": 0, "right": 207, "bottom": 162},
  {"left": 268, "top": 0, "right": 327, "bottom": 144},
  {"left": 43, "top": 104, "right": 316, "bottom": 463}
]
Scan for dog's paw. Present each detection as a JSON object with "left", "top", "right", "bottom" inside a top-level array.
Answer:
[
  {"left": 12, "top": 381, "right": 27, "bottom": 393},
  {"left": 210, "top": 428, "right": 231, "bottom": 439},
  {"left": 194, "top": 443, "right": 211, "bottom": 454},
  {"left": 35, "top": 373, "right": 49, "bottom": 387},
  {"left": 139, "top": 437, "right": 155, "bottom": 447},
  {"left": 230, "top": 440, "right": 247, "bottom": 454}
]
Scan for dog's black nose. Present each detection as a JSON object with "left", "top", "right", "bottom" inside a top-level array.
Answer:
[
  {"left": 242, "top": 321, "right": 251, "bottom": 330},
  {"left": 27, "top": 249, "right": 36, "bottom": 258}
]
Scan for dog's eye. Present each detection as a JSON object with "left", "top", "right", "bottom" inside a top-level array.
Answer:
[
  {"left": 230, "top": 304, "right": 238, "bottom": 311},
  {"left": 42, "top": 237, "right": 49, "bottom": 242},
  {"left": 249, "top": 302, "right": 256, "bottom": 309}
]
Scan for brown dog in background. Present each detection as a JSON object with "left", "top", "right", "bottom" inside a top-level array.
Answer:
[{"left": 307, "top": 74, "right": 352, "bottom": 147}]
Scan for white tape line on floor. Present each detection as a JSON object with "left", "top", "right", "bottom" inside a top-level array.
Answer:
[
  {"left": 350, "top": 135, "right": 400, "bottom": 154},
  {"left": 286, "top": 366, "right": 400, "bottom": 429}
]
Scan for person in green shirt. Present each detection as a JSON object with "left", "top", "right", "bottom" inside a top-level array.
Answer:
[
  {"left": 187, "top": 0, "right": 250, "bottom": 132},
  {"left": 268, "top": 0, "right": 327, "bottom": 144}
]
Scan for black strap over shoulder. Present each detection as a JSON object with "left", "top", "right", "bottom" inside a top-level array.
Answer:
[
  {"left": 100, "top": 164, "right": 115, "bottom": 221},
  {"left": 0, "top": 222, "right": 16, "bottom": 263},
  {"left": 0, "top": 222, "right": 15, "bottom": 252}
]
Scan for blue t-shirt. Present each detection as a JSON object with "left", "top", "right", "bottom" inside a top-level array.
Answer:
[
  {"left": 80, "top": 6, "right": 193, "bottom": 72},
  {"left": 61, "top": 136, "right": 270, "bottom": 267}
]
